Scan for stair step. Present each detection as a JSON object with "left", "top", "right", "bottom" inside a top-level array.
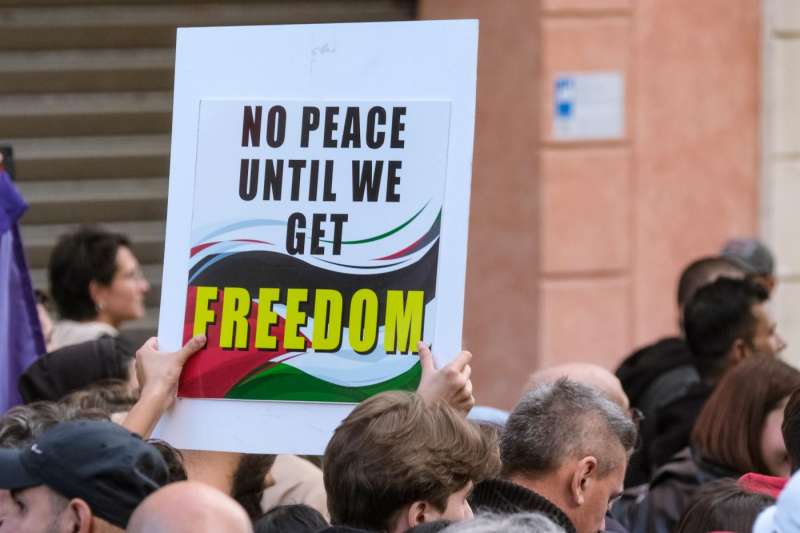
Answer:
[
  {"left": 29, "top": 263, "right": 163, "bottom": 309},
  {"left": 0, "top": 2, "right": 415, "bottom": 50},
  {"left": 17, "top": 177, "right": 168, "bottom": 224},
  {"left": 0, "top": 48, "right": 173, "bottom": 94},
  {"left": 0, "top": 92, "right": 172, "bottom": 137},
  {"left": 21, "top": 220, "right": 166, "bottom": 269},
  {"left": 2, "top": 134, "right": 170, "bottom": 181}
]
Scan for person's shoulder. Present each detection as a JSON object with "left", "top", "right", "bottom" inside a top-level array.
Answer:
[
  {"left": 616, "top": 337, "right": 691, "bottom": 383},
  {"left": 50, "top": 320, "right": 118, "bottom": 351},
  {"left": 470, "top": 479, "right": 576, "bottom": 533}
]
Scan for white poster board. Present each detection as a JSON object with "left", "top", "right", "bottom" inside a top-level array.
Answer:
[{"left": 155, "top": 20, "right": 479, "bottom": 454}]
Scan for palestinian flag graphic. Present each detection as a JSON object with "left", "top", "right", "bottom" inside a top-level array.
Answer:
[{"left": 179, "top": 206, "right": 442, "bottom": 402}]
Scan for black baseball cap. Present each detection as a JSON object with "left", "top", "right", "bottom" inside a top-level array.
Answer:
[{"left": 0, "top": 420, "right": 168, "bottom": 528}]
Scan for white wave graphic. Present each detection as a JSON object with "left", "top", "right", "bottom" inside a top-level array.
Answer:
[{"left": 282, "top": 352, "right": 419, "bottom": 387}]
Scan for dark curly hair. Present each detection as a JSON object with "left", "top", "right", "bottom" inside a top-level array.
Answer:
[{"left": 48, "top": 226, "right": 130, "bottom": 320}]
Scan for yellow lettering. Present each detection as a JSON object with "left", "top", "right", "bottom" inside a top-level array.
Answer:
[
  {"left": 312, "top": 289, "right": 343, "bottom": 351},
  {"left": 349, "top": 289, "right": 378, "bottom": 354},
  {"left": 255, "top": 288, "right": 281, "bottom": 350},
  {"left": 284, "top": 288, "right": 309, "bottom": 351},
  {"left": 219, "top": 287, "right": 251, "bottom": 349},
  {"left": 192, "top": 286, "right": 218, "bottom": 338},
  {"left": 384, "top": 290, "right": 424, "bottom": 353}
]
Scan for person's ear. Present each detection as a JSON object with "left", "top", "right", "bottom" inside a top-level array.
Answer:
[
  {"left": 406, "top": 500, "right": 439, "bottom": 528},
  {"left": 731, "top": 338, "right": 749, "bottom": 365},
  {"left": 570, "top": 456, "right": 598, "bottom": 507},
  {"left": 88, "top": 280, "right": 106, "bottom": 310},
  {"left": 63, "top": 498, "right": 93, "bottom": 533}
]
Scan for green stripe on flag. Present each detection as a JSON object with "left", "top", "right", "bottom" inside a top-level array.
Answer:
[
  {"left": 225, "top": 361, "right": 422, "bottom": 402},
  {"left": 322, "top": 201, "right": 429, "bottom": 245}
]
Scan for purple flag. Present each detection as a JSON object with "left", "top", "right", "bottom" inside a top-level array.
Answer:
[{"left": 0, "top": 169, "right": 45, "bottom": 413}]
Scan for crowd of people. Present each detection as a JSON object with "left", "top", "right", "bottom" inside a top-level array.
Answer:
[{"left": 2, "top": 226, "right": 800, "bottom": 533}]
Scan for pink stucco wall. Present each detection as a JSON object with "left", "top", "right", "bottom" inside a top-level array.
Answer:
[{"left": 418, "top": 0, "right": 760, "bottom": 409}]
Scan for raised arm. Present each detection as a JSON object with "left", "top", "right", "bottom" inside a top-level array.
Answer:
[{"left": 123, "top": 335, "right": 206, "bottom": 438}]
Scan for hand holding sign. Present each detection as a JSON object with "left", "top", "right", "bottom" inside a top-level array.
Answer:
[
  {"left": 124, "top": 335, "right": 206, "bottom": 438},
  {"left": 416, "top": 342, "right": 474, "bottom": 416}
]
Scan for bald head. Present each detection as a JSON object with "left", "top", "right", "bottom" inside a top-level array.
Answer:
[
  {"left": 526, "top": 363, "right": 629, "bottom": 410},
  {"left": 127, "top": 481, "right": 252, "bottom": 533}
]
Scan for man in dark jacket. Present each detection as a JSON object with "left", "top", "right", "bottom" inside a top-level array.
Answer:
[
  {"left": 470, "top": 379, "right": 637, "bottom": 533},
  {"left": 616, "top": 256, "right": 744, "bottom": 485}
]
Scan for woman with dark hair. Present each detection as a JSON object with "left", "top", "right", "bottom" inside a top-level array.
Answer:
[
  {"left": 48, "top": 225, "right": 149, "bottom": 350},
  {"left": 612, "top": 356, "right": 800, "bottom": 533},
  {"left": 676, "top": 479, "right": 774, "bottom": 533}
]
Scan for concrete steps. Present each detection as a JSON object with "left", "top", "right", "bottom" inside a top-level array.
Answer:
[
  {"left": 0, "top": 48, "right": 174, "bottom": 94},
  {"left": 21, "top": 220, "right": 166, "bottom": 269},
  {"left": 4, "top": 0, "right": 413, "bottom": 343},
  {"left": 0, "top": 2, "right": 415, "bottom": 50},
  {"left": 0, "top": 92, "right": 172, "bottom": 137},
  {"left": 16, "top": 177, "right": 168, "bottom": 224},
  {"left": 5, "top": 134, "right": 170, "bottom": 181}
]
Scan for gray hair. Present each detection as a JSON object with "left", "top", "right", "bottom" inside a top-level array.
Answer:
[
  {"left": 501, "top": 378, "right": 637, "bottom": 477},
  {"left": 441, "top": 512, "right": 565, "bottom": 533},
  {"left": 0, "top": 402, "right": 109, "bottom": 448}
]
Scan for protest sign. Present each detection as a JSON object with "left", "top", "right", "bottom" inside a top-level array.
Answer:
[{"left": 155, "top": 20, "right": 478, "bottom": 453}]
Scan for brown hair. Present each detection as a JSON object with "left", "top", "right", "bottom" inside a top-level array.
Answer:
[
  {"left": 692, "top": 356, "right": 800, "bottom": 474},
  {"left": 60, "top": 379, "right": 138, "bottom": 414},
  {"left": 323, "top": 392, "right": 500, "bottom": 531},
  {"left": 675, "top": 478, "right": 773, "bottom": 533}
]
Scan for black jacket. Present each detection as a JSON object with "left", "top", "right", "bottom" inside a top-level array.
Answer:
[
  {"left": 469, "top": 478, "right": 577, "bottom": 533},
  {"left": 610, "top": 448, "right": 738, "bottom": 533},
  {"left": 616, "top": 337, "right": 701, "bottom": 486}
]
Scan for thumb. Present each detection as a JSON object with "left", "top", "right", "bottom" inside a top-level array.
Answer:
[
  {"left": 177, "top": 334, "right": 207, "bottom": 364},
  {"left": 417, "top": 341, "right": 436, "bottom": 374}
]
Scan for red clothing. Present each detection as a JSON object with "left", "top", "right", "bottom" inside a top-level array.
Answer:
[{"left": 737, "top": 473, "right": 787, "bottom": 499}]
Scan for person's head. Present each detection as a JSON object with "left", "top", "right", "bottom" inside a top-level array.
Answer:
[
  {"left": 676, "top": 478, "right": 774, "bottom": 533},
  {"left": 501, "top": 379, "right": 637, "bottom": 533},
  {"left": 60, "top": 380, "right": 138, "bottom": 423},
  {"left": 440, "top": 512, "right": 565, "bottom": 533},
  {"left": 127, "top": 481, "right": 252, "bottom": 533},
  {"left": 684, "top": 277, "right": 783, "bottom": 381},
  {"left": 692, "top": 356, "right": 800, "bottom": 477},
  {"left": 526, "top": 363, "right": 629, "bottom": 411},
  {"left": 0, "top": 420, "right": 168, "bottom": 533},
  {"left": 254, "top": 504, "right": 328, "bottom": 533},
  {"left": 676, "top": 256, "right": 746, "bottom": 313},
  {"left": 324, "top": 391, "right": 500, "bottom": 533},
  {"left": 781, "top": 388, "right": 800, "bottom": 474},
  {"left": 721, "top": 238, "right": 777, "bottom": 294},
  {"left": 0, "top": 403, "right": 109, "bottom": 532},
  {"left": 0, "top": 403, "right": 110, "bottom": 449},
  {"left": 231, "top": 453, "right": 277, "bottom": 521},
  {"left": 48, "top": 226, "right": 148, "bottom": 327},
  {"left": 147, "top": 440, "right": 188, "bottom": 484},
  {"left": 19, "top": 336, "right": 138, "bottom": 404}
]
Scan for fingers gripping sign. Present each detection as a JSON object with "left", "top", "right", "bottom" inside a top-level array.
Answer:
[
  {"left": 135, "top": 335, "right": 207, "bottom": 400},
  {"left": 416, "top": 341, "right": 475, "bottom": 416},
  {"left": 125, "top": 335, "right": 206, "bottom": 438}
]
